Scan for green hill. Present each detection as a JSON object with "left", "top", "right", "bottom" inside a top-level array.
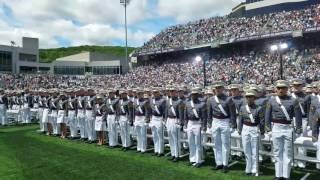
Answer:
[{"left": 39, "top": 45, "right": 135, "bottom": 63}]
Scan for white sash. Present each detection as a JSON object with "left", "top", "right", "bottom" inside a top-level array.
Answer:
[
  {"left": 190, "top": 100, "right": 199, "bottom": 119},
  {"left": 96, "top": 104, "right": 101, "bottom": 115},
  {"left": 87, "top": 97, "right": 92, "bottom": 108},
  {"left": 51, "top": 99, "right": 57, "bottom": 108},
  {"left": 78, "top": 97, "right": 83, "bottom": 108},
  {"left": 59, "top": 100, "right": 64, "bottom": 109},
  {"left": 245, "top": 104, "right": 255, "bottom": 123},
  {"left": 317, "top": 95, "right": 320, "bottom": 103},
  {"left": 44, "top": 98, "right": 48, "bottom": 107},
  {"left": 0, "top": 96, "right": 3, "bottom": 103},
  {"left": 275, "top": 96, "right": 291, "bottom": 121},
  {"left": 108, "top": 98, "right": 115, "bottom": 113},
  {"left": 136, "top": 99, "right": 143, "bottom": 114},
  {"left": 152, "top": 99, "right": 161, "bottom": 115},
  {"left": 214, "top": 96, "right": 228, "bottom": 116},
  {"left": 39, "top": 98, "right": 43, "bottom": 106},
  {"left": 120, "top": 99, "right": 125, "bottom": 114},
  {"left": 291, "top": 93, "right": 305, "bottom": 116},
  {"left": 69, "top": 99, "right": 74, "bottom": 109},
  {"left": 169, "top": 98, "right": 176, "bottom": 117}
]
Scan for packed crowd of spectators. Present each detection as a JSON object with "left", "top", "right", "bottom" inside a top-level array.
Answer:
[
  {"left": 1, "top": 48, "right": 319, "bottom": 89},
  {"left": 137, "top": 4, "right": 320, "bottom": 53}
]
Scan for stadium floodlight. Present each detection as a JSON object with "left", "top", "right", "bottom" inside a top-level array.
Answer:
[
  {"left": 280, "top": 43, "right": 288, "bottom": 50},
  {"left": 195, "top": 56, "right": 202, "bottom": 62},
  {"left": 120, "top": 0, "right": 130, "bottom": 73},
  {"left": 270, "top": 42, "right": 288, "bottom": 80},
  {"left": 270, "top": 45, "right": 278, "bottom": 51},
  {"left": 120, "top": 0, "right": 130, "bottom": 5}
]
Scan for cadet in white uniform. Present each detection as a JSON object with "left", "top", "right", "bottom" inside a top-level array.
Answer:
[
  {"left": 238, "top": 89, "right": 264, "bottom": 176},
  {"left": 265, "top": 80, "right": 302, "bottom": 180}
]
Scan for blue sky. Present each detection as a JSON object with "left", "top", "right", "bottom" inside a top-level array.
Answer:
[{"left": 0, "top": 0, "right": 242, "bottom": 48}]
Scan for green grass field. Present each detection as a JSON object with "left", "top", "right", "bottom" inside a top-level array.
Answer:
[{"left": 0, "top": 125, "right": 319, "bottom": 180}]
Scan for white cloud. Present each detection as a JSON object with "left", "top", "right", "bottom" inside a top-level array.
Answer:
[
  {"left": 0, "top": 0, "right": 242, "bottom": 48},
  {"left": 157, "top": 0, "right": 243, "bottom": 23}
]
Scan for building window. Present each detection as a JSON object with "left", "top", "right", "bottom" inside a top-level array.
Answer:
[
  {"left": 0, "top": 50, "right": 12, "bottom": 72},
  {"left": 19, "top": 53, "right": 37, "bottom": 62},
  {"left": 54, "top": 66, "right": 85, "bottom": 75},
  {"left": 20, "top": 66, "right": 37, "bottom": 73}
]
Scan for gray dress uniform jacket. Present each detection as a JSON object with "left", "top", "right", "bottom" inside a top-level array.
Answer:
[
  {"left": 238, "top": 103, "right": 265, "bottom": 134},
  {"left": 265, "top": 95, "right": 302, "bottom": 133},
  {"left": 183, "top": 98, "right": 207, "bottom": 129},
  {"left": 207, "top": 94, "right": 237, "bottom": 129}
]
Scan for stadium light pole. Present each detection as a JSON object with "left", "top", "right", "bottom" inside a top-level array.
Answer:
[
  {"left": 195, "top": 55, "right": 206, "bottom": 87},
  {"left": 120, "top": 0, "right": 130, "bottom": 73},
  {"left": 270, "top": 43, "right": 288, "bottom": 80}
]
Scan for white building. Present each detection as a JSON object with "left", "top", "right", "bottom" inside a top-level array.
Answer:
[
  {"left": 0, "top": 37, "right": 51, "bottom": 74},
  {"left": 53, "top": 51, "right": 122, "bottom": 75}
]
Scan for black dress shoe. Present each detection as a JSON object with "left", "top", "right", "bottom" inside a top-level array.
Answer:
[
  {"left": 215, "top": 165, "right": 223, "bottom": 170},
  {"left": 246, "top": 173, "right": 252, "bottom": 176},
  {"left": 168, "top": 156, "right": 175, "bottom": 160},
  {"left": 152, "top": 153, "right": 158, "bottom": 156},
  {"left": 187, "top": 162, "right": 194, "bottom": 166},
  {"left": 157, "top": 153, "right": 164, "bottom": 157},
  {"left": 222, "top": 166, "right": 228, "bottom": 173},
  {"left": 193, "top": 163, "right": 201, "bottom": 168},
  {"left": 274, "top": 177, "right": 280, "bottom": 180},
  {"left": 172, "top": 157, "right": 179, "bottom": 162},
  {"left": 136, "top": 150, "right": 141, "bottom": 153}
]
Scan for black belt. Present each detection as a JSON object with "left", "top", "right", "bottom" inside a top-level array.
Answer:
[
  {"left": 86, "top": 108, "right": 93, "bottom": 110},
  {"left": 189, "top": 119, "right": 201, "bottom": 122},
  {"left": 272, "top": 119, "right": 291, "bottom": 125},
  {"left": 96, "top": 115, "right": 103, "bottom": 117},
  {"left": 243, "top": 121, "right": 258, "bottom": 127},
  {"left": 108, "top": 113, "right": 115, "bottom": 115},
  {"left": 213, "top": 115, "right": 229, "bottom": 119},
  {"left": 168, "top": 115, "right": 177, "bottom": 118}
]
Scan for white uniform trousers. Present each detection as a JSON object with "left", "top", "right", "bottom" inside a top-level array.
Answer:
[
  {"left": 50, "top": 110, "right": 60, "bottom": 135},
  {"left": 134, "top": 116, "right": 147, "bottom": 152},
  {"left": 212, "top": 118, "right": 231, "bottom": 166},
  {"left": 68, "top": 110, "right": 78, "bottom": 137},
  {"left": 272, "top": 123, "right": 293, "bottom": 179},
  {"left": 0, "top": 104, "right": 7, "bottom": 125},
  {"left": 231, "top": 117, "right": 242, "bottom": 157},
  {"left": 150, "top": 116, "right": 164, "bottom": 154},
  {"left": 166, "top": 118, "right": 181, "bottom": 158},
  {"left": 107, "top": 114, "right": 118, "bottom": 146},
  {"left": 22, "top": 104, "right": 31, "bottom": 123},
  {"left": 294, "top": 118, "right": 308, "bottom": 168},
  {"left": 85, "top": 110, "right": 96, "bottom": 141},
  {"left": 187, "top": 120, "right": 202, "bottom": 164},
  {"left": 77, "top": 110, "right": 87, "bottom": 139},
  {"left": 241, "top": 125, "right": 259, "bottom": 174},
  {"left": 38, "top": 108, "right": 46, "bottom": 132},
  {"left": 317, "top": 127, "right": 320, "bottom": 169},
  {"left": 119, "top": 115, "right": 131, "bottom": 148}
]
